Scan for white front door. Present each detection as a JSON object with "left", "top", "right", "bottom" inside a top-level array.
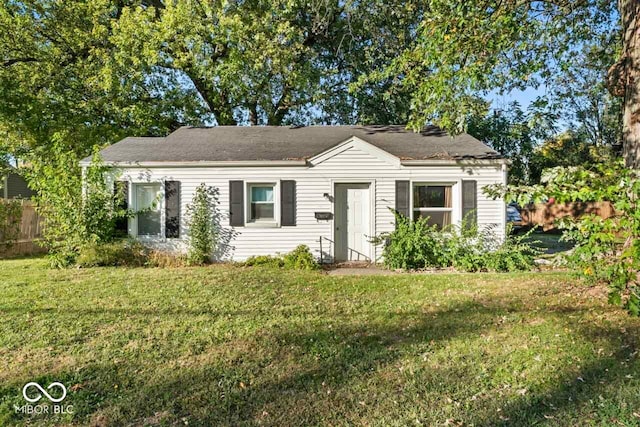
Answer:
[{"left": 335, "top": 183, "right": 371, "bottom": 262}]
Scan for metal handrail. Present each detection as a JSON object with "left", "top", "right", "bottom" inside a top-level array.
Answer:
[{"left": 319, "top": 236, "right": 334, "bottom": 265}]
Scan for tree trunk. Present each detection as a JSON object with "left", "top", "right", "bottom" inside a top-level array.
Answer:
[
  {"left": 248, "top": 102, "right": 259, "bottom": 126},
  {"left": 616, "top": 0, "right": 640, "bottom": 168}
]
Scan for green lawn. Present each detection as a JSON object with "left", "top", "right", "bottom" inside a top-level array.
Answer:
[{"left": 1, "top": 258, "right": 639, "bottom": 426}]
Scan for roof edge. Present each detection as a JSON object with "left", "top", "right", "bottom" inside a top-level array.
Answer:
[
  {"left": 79, "top": 158, "right": 510, "bottom": 168},
  {"left": 400, "top": 158, "right": 510, "bottom": 166},
  {"left": 79, "top": 159, "right": 309, "bottom": 167}
]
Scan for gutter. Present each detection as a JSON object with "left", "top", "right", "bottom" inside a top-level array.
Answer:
[
  {"left": 78, "top": 160, "right": 309, "bottom": 168},
  {"left": 79, "top": 158, "right": 511, "bottom": 168},
  {"left": 400, "top": 158, "right": 510, "bottom": 166}
]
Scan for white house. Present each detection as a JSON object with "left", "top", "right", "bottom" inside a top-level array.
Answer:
[{"left": 80, "top": 125, "right": 508, "bottom": 262}]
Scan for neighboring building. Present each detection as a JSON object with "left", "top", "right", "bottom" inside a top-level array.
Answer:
[
  {"left": 2, "top": 169, "right": 34, "bottom": 199},
  {"left": 81, "top": 125, "right": 508, "bottom": 262}
]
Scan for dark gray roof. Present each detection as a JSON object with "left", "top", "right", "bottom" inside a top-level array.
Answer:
[{"left": 85, "top": 125, "right": 501, "bottom": 163}]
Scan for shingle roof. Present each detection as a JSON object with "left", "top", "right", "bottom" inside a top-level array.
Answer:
[{"left": 83, "top": 125, "right": 501, "bottom": 164}]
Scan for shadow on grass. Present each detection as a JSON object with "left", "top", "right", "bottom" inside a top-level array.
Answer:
[
  {"left": 2, "top": 299, "right": 639, "bottom": 426},
  {"left": 3, "top": 300, "right": 496, "bottom": 425},
  {"left": 480, "top": 323, "right": 640, "bottom": 426}
]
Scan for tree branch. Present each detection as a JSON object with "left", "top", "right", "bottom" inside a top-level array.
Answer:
[{"left": 2, "top": 57, "right": 38, "bottom": 67}]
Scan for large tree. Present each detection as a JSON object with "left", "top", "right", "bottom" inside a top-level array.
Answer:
[
  {"left": 0, "top": 0, "right": 207, "bottom": 157},
  {"left": 358, "top": 1, "right": 638, "bottom": 165},
  {"left": 608, "top": 0, "right": 640, "bottom": 167},
  {"left": 0, "top": 0, "right": 421, "bottom": 159}
]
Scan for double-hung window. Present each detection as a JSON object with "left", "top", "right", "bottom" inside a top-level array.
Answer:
[
  {"left": 249, "top": 184, "right": 276, "bottom": 222},
  {"left": 413, "top": 184, "right": 453, "bottom": 229},
  {"left": 134, "top": 183, "right": 162, "bottom": 236}
]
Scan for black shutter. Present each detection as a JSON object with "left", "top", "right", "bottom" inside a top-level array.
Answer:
[
  {"left": 229, "top": 180, "right": 244, "bottom": 226},
  {"left": 114, "top": 181, "right": 129, "bottom": 237},
  {"left": 462, "top": 180, "right": 477, "bottom": 229},
  {"left": 281, "top": 180, "right": 296, "bottom": 226},
  {"left": 165, "top": 181, "right": 181, "bottom": 238},
  {"left": 395, "top": 180, "right": 411, "bottom": 218}
]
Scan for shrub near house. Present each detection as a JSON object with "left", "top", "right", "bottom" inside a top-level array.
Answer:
[{"left": 376, "top": 211, "right": 539, "bottom": 272}]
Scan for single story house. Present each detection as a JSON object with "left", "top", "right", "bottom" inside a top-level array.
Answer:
[{"left": 81, "top": 125, "right": 508, "bottom": 262}]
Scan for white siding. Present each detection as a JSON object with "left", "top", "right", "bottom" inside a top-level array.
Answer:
[{"left": 115, "top": 138, "right": 506, "bottom": 261}]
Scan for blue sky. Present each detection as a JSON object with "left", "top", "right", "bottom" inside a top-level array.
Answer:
[{"left": 488, "top": 86, "right": 546, "bottom": 111}]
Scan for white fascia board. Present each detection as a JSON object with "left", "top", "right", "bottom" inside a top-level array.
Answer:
[
  {"left": 78, "top": 160, "right": 309, "bottom": 168},
  {"left": 401, "top": 158, "right": 510, "bottom": 166}
]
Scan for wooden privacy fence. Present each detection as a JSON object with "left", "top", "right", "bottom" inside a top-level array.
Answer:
[
  {"left": 0, "top": 199, "right": 46, "bottom": 257},
  {"left": 519, "top": 201, "right": 616, "bottom": 231}
]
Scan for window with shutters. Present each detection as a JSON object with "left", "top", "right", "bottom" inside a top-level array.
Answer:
[
  {"left": 412, "top": 183, "right": 453, "bottom": 229},
  {"left": 133, "top": 183, "right": 162, "bottom": 236},
  {"left": 247, "top": 182, "right": 278, "bottom": 224}
]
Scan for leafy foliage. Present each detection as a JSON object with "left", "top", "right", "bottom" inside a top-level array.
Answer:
[
  {"left": 529, "top": 131, "right": 611, "bottom": 183},
  {"left": 0, "top": 1, "right": 199, "bottom": 165},
  {"left": 185, "top": 183, "right": 221, "bottom": 266},
  {"left": 468, "top": 101, "right": 554, "bottom": 184},
  {"left": 375, "top": 210, "right": 539, "bottom": 272},
  {"left": 243, "top": 255, "right": 285, "bottom": 268},
  {"left": 77, "top": 239, "right": 150, "bottom": 268},
  {"left": 25, "top": 141, "right": 128, "bottom": 267},
  {"left": 244, "top": 245, "right": 320, "bottom": 271},
  {"left": 0, "top": 0, "right": 421, "bottom": 142},
  {"left": 359, "top": 1, "right": 618, "bottom": 133},
  {"left": 372, "top": 212, "right": 449, "bottom": 270},
  {"left": 77, "top": 239, "right": 186, "bottom": 268},
  {"left": 0, "top": 199, "right": 22, "bottom": 248},
  {"left": 283, "top": 245, "right": 320, "bottom": 270},
  {"left": 486, "top": 160, "right": 640, "bottom": 315},
  {"left": 543, "top": 37, "right": 623, "bottom": 148}
]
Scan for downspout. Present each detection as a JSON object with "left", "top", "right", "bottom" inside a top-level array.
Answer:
[
  {"left": 501, "top": 162, "right": 508, "bottom": 238},
  {"left": 81, "top": 166, "right": 88, "bottom": 201}
]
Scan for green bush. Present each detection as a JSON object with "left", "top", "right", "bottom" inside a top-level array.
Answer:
[
  {"left": 486, "top": 160, "right": 640, "bottom": 315},
  {"left": 185, "top": 183, "right": 221, "bottom": 265},
  {"left": 244, "top": 255, "right": 285, "bottom": 268},
  {"left": 76, "top": 240, "right": 149, "bottom": 267},
  {"left": 375, "top": 210, "right": 539, "bottom": 272},
  {"left": 244, "top": 245, "right": 320, "bottom": 270},
  {"left": 484, "top": 228, "right": 538, "bottom": 272},
  {"left": 26, "top": 144, "right": 131, "bottom": 268},
  {"left": 77, "top": 239, "right": 186, "bottom": 268},
  {"left": 371, "top": 213, "right": 449, "bottom": 270},
  {"left": 283, "top": 245, "right": 320, "bottom": 270}
]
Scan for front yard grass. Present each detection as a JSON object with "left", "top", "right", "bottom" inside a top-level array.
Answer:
[{"left": 1, "top": 257, "right": 639, "bottom": 426}]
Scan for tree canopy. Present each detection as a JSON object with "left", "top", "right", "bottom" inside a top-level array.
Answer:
[
  {"left": 0, "top": 0, "right": 632, "bottom": 166},
  {"left": 357, "top": 1, "right": 640, "bottom": 165},
  {"left": 0, "top": 0, "right": 423, "bottom": 160}
]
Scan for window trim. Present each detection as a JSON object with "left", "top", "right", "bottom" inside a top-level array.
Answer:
[
  {"left": 130, "top": 182, "right": 164, "bottom": 238},
  {"left": 245, "top": 181, "right": 280, "bottom": 227},
  {"left": 410, "top": 181, "right": 457, "bottom": 228}
]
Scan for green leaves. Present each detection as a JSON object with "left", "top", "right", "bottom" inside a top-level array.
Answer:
[
  {"left": 185, "top": 183, "right": 221, "bottom": 265},
  {"left": 24, "top": 142, "right": 128, "bottom": 267},
  {"left": 375, "top": 209, "right": 538, "bottom": 272},
  {"left": 487, "top": 158, "right": 640, "bottom": 316},
  {"left": 358, "top": 0, "right": 618, "bottom": 133}
]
